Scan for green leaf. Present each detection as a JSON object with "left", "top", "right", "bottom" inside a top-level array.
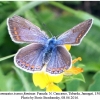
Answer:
[
  {"left": 57, "top": 82, "right": 65, "bottom": 90},
  {"left": 88, "top": 71, "right": 100, "bottom": 91},
  {"left": 66, "top": 80, "right": 80, "bottom": 91},
  {"left": 63, "top": 73, "right": 85, "bottom": 83},
  {"left": 80, "top": 63, "right": 100, "bottom": 72},
  {"left": 63, "top": 73, "right": 85, "bottom": 91},
  {"left": 0, "top": 68, "right": 15, "bottom": 91}
]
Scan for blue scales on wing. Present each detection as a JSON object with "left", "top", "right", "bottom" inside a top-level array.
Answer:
[{"left": 46, "top": 46, "right": 72, "bottom": 74}]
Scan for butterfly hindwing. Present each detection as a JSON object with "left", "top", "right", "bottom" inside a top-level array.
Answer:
[
  {"left": 7, "top": 16, "right": 48, "bottom": 44},
  {"left": 14, "top": 43, "right": 45, "bottom": 73},
  {"left": 57, "top": 19, "right": 93, "bottom": 45},
  {"left": 46, "top": 46, "right": 72, "bottom": 74}
]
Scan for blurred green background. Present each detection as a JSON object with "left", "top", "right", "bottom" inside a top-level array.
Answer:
[{"left": 0, "top": 1, "right": 100, "bottom": 91}]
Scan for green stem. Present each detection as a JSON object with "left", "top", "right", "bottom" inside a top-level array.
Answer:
[{"left": 0, "top": 54, "right": 15, "bottom": 62}]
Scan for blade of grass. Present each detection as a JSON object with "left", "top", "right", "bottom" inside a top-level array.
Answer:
[
  {"left": 13, "top": 67, "right": 32, "bottom": 91},
  {"left": 50, "top": 1, "right": 100, "bottom": 27},
  {"left": 0, "top": 68, "right": 8, "bottom": 91},
  {"left": 0, "top": 54, "right": 15, "bottom": 62}
]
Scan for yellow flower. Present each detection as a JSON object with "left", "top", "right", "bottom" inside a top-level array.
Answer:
[{"left": 32, "top": 71, "right": 63, "bottom": 91}]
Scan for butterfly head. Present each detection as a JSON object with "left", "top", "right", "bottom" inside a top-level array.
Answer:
[{"left": 47, "top": 36, "right": 57, "bottom": 47}]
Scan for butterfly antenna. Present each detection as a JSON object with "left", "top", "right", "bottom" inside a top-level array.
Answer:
[
  {"left": 42, "top": 23, "right": 53, "bottom": 37},
  {"left": 55, "top": 34, "right": 60, "bottom": 38}
]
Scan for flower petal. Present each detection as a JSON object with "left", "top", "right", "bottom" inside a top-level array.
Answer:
[
  {"left": 72, "top": 57, "right": 82, "bottom": 64},
  {"left": 64, "top": 67, "right": 83, "bottom": 75},
  {"left": 32, "top": 72, "right": 49, "bottom": 89},
  {"left": 48, "top": 73, "right": 63, "bottom": 83},
  {"left": 64, "top": 44, "right": 71, "bottom": 51},
  {"left": 46, "top": 83, "right": 62, "bottom": 92}
]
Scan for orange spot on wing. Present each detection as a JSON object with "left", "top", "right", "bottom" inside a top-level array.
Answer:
[
  {"left": 16, "top": 36, "right": 20, "bottom": 40},
  {"left": 21, "top": 62, "right": 25, "bottom": 65},
  {"left": 59, "top": 68, "right": 62, "bottom": 71},
  {"left": 75, "top": 38, "right": 79, "bottom": 43},
  {"left": 14, "top": 27, "right": 17, "bottom": 31},
  {"left": 31, "top": 66, "right": 34, "bottom": 69},
  {"left": 52, "top": 68, "right": 56, "bottom": 72},
  {"left": 78, "top": 34, "right": 82, "bottom": 38},
  {"left": 14, "top": 31, "right": 18, "bottom": 35},
  {"left": 56, "top": 68, "right": 60, "bottom": 71},
  {"left": 25, "top": 63, "right": 30, "bottom": 67},
  {"left": 14, "top": 27, "right": 18, "bottom": 35}
]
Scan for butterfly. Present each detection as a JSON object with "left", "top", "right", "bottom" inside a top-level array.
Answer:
[{"left": 7, "top": 16, "right": 93, "bottom": 74}]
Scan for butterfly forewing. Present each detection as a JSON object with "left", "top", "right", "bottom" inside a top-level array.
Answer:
[
  {"left": 46, "top": 46, "right": 72, "bottom": 74},
  {"left": 7, "top": 16, "right": 49, "bottom": 44},
  {"left": 14, "top": 43, "right": 45, "bottom": 73},
  {"left": 57, "top": 19, "right": 93, "bottom": 45}
]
